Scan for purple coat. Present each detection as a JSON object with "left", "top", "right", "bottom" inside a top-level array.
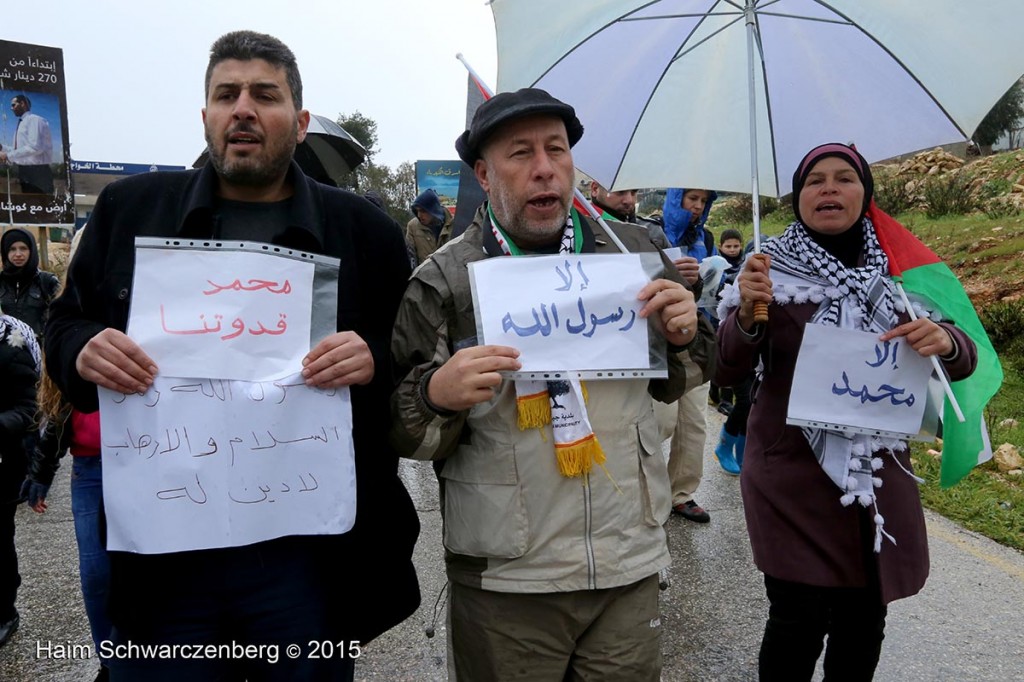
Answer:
[{"left": 717, "top": 300, "right": 977, "bottom": 604}]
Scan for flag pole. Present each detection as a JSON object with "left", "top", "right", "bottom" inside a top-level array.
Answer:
[
  {"left": 455, "top": 53, "right": 492, "bottom": 98},
  {"left": 455, "top": 54, "right": 632, "bottom": 254},
  {"left": 894, "top": 282, "right": 965, "bottom": 422}
]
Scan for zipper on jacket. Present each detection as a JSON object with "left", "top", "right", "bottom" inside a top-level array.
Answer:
[{"left": 583, "top": 473, "right": 597, "bottom": 590}]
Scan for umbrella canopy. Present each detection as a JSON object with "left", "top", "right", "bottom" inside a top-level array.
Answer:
[
  {"left": 193, "top": 113, "right": 367, "bottom": 187},
  {"left": 491, "top": 0, "right": 1024, "bottom": 197}
]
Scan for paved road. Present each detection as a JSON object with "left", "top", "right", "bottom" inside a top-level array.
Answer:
[{"left": 3, "top": 412, "right": 1023, "bottom": 680}]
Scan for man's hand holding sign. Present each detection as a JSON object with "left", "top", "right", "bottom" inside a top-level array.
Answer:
[
  {"left": 76, "top": 328, "right": 158, "bottom": 395},
  {"left": 302, "top": 331, "right": 375, "bottom": 388},
  {"left": 637, "top": 277, "right": 698, "bottom": 347}
]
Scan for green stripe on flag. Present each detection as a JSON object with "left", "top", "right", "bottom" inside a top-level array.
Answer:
[{"left": 900, "top": 262, "right": 1003, "bottom": 487}]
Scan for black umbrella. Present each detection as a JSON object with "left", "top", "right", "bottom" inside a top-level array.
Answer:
[{"left": 192, "top": 114, "right": 367, "bottom": 187}]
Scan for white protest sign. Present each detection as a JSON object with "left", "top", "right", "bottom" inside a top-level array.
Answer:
[
  {"left": 696, "top": 255, "right": 730, "bottom": 313},
  {"left": 787, "top": 324, "right": 933, "bottom": 439},
  {"left": 127, "top": 246, "right": 316, "bottom": 381},
  {"left": 99, "top": 373, "right": 355, "bottom": 554},
  {"left": 469, "top": 254, "right": 651, "bottom": 376}
]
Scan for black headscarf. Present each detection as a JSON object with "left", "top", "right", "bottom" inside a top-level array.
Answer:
[
  {"left": 1, "top": 228, "right": 40, "bottom": 282},
  {"left": 790, "top": 143, "right": 874, "bottom": 268}
]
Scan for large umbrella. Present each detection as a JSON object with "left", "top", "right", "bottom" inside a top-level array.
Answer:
[
  {"left": 193, "top": 113, "right": 367, "bottom": 187},
  {"left": 490, "top": 0, "right": 1024, "bottom": 212},
  {"left": 490, "top": 1, "right": 1019, "bottom": 474}
]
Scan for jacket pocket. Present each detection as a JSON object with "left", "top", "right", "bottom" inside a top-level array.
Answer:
[
  {"left": 637, "top": 415, "right": 671, "bottom": 526},
  {"left": 440, "top": 442, "right": 528, "bottom": 559}
]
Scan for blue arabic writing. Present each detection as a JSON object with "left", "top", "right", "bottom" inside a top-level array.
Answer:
[{"left": 831, "top": 371, "right": 916, "bottom": 407}]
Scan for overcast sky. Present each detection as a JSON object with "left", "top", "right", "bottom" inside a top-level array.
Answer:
[{"left": 5, "top": 0, "right": 498, "bottom": 169}]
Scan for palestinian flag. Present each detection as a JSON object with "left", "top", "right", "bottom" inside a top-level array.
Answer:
[
  {"left": 452, "top": 74, "right": 491, "bottom": 238},
  {"left": 869, "top": 202, "right": 1003, "bottom": 487}
]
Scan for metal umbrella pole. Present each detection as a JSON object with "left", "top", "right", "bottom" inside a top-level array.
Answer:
[
  {"left": 745, "top": 0, "right": 769, "bottom": 323},
  {"left": 745, "top": 0, "right": 763, "bottom": 251}
]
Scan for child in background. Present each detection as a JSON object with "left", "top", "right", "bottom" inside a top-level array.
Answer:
[
  {"left": 708, "top": 230, "right": 746, "bottom": 415},
  {"left": 718, "top": 228, "right": 744, "bottom": 271},
  {"left": 712, "top": 228, "right": 753, "bottom": 474}
]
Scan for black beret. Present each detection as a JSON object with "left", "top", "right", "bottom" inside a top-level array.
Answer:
[{"left": 455, "top": 87, "right": 584, "bottom": 165}]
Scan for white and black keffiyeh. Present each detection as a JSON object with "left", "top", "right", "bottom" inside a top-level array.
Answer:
[
  {"left": 1, "top": 313, "right": 42, "bottom": 374},
  {"left": 763, "top": 219, "right": 897, "bottom": 332}
]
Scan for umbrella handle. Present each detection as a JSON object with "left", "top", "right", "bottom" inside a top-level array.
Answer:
[{"left": 751, "top": 253, "right": 769, "bottom": 324}]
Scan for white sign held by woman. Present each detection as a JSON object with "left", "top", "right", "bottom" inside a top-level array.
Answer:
[{"left": 788, "top": 324, "right": 933, "bottom": 440}]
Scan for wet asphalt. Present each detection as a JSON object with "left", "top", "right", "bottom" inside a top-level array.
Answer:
[{"left": 2, "top": 411, "right": 1023, "bottom": 681}]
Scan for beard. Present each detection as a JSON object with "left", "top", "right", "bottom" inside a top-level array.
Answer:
[
  {"left": 205, "top": 121, "right": 298, "bottom": 188},
  {"left": 488, "top": 182, "right": 571, "bottom": 249}
]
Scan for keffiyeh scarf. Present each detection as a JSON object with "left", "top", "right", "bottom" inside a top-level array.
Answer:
[
  {"left": 720, "top": 218, "right": 913, "bottom": 551},
  {"left": 1, "top": 313, "right": 42, "bottom": 374},
  {"left": 488, "top": 205, "right": 605, "bottom": 477}
]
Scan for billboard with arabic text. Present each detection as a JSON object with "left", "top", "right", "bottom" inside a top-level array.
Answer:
[{"left": 0, "top": 39, "right": 73, "bottom": 226}]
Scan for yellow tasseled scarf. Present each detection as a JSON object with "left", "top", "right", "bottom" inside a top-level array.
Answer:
[{"left": 515, "top": 378, "right": 604, "bottom": 477}]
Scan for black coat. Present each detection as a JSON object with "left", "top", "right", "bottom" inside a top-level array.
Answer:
[
  {"left": 717, "top": 301, "right": 976, "bottom": 605},
  {"left": 0, "top": 320, "right": 38, "bottom": 504},
  {"left": 45, "top": 161, "right": 420, "bottom": 643}
]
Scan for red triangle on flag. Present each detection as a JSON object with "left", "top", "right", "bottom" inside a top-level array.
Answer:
[{"left": 867, "top": 201, "right": 941, "bottom": 278}]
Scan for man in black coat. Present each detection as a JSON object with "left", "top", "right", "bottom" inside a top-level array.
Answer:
[{"left": 45, "top": 30, "right": 418, "bottom": 681}]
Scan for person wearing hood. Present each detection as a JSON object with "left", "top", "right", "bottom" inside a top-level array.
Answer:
[
  {"left": 0, "top": 228, "right": 60, "bottom": 343},
  {"left": 405, "top": 187, "right": 453, "bottom": 266},
  {"left": 662, "top": 187, "right": 719, "bottom": 264},
  {"left": 661, "top": 187, "right": 725, "bottom": 521}
]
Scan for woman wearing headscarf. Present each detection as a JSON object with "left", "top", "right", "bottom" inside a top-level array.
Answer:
[
  {"left": 0, "top": 305, "right": 41, "bottom": 647},
  {"left": 0, "top": 228, "right": 60, "bottom": 343},
  {"left": 716, "top": 143, "right": 978, "bottom": 680}
]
